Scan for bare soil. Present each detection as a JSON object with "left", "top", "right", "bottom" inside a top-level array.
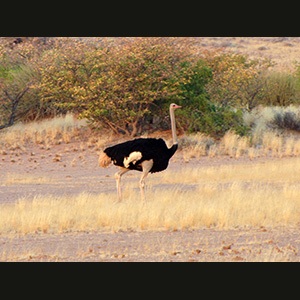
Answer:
[
  {"left": 2, "top": 227, "right": 300, "bottom": 262},
  {"left": 1, "top": 142, "right": 300, "bottom": 262}
]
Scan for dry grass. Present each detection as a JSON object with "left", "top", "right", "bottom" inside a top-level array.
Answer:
[
  {"left": 244, "top": 105, "right": 300, "bottom": 140},
  {"left": 3, "top": 174, "right": 52, "bottom": 185},
  {"left": 1, "top": 157, "right": 300, "bottom": 235},
  {"left": 179, "top": 133, "right": 214, "bottom": 161},
  {"left": 0, "top": 113, "right": 83, "bottom": 150},
  {"left": 180, "top": 124, "right": 300, "bottom": 161}
]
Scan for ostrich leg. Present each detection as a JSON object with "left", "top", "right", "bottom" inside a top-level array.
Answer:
[
  {"left": 115, "top": 167, "right": 130, "bottom": 202},
  {"left": 139, "top": 160, "right": 154, "bottom": 201}
]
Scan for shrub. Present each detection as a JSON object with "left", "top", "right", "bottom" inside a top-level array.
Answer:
[
  {"left": 0, "top": 38, "right": 276, "bottom": 139},
  {"left": 270, "top": 111, "right": 300, "bottom": 131},
  {"left": 39, "top": 37, "right": 197, "bottom": 137},
  {"left": 244, "top": 106, "right": 300, "bottom": 144},
  {"left": 0, "top": 40, "right": 64, "bottom": 129},
  {"left": 259, "top": 71, "right": 300, "bottom": 107},
  {"left": 203, "top": 50, "right": 271, "bottom": 111},
  {"left": 193, "top": 104, "right": 250, "bottom": 138},
  {"left": 172, "top": 60, "right": 250, "bottom": 138}
]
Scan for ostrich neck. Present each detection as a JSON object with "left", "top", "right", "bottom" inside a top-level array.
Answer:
[{"left": 170, "top": 108, "right": 178, "bottom": 145}]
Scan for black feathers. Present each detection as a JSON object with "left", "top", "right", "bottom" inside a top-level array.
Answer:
[{"left": 104, "top": 138, "right": 178, "bottom": 173}]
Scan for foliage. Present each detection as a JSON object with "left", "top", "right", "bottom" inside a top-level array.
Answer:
[
  {"left": 4, "top": 37, "right": 300, "bottom": 139},
  {"left": 0, "top": 62, "right": 34, "bottom": 128},
  {"left": 270, "top": 111, "right": 300, "bottom": 132},
  {"left": 0, "top": 40, "right": 62, "bottom": 129},
  {"left": 260, "top": 71, "right": 300, "bottom": 107},
  {"left": 39, "top": 37, "right": 196, "bottom": 136},
  {"left": 203, "top": 50, "right": 272, "bottom": 111},
  {"left": 173, "top": 60, "right": 250, "bottom": 138}
]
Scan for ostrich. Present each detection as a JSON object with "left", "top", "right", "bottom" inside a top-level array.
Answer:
[{"left": 99, "top": 103, "right": 182, "bottom": 201}]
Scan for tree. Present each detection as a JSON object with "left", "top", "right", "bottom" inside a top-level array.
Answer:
[
  {"left": 0, "top": 38, "right": 55, "bottom": 129},
  {"left": 39, "top": 37, "right": 196, "bottom": 136},
  {"left": 203, "top": 51, "right": 272, "bottom": 111},
  {"left": 0, "top": 83, "right": 30, "bottom": 129}
]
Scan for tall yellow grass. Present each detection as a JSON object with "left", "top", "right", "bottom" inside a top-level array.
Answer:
[
  {"left": 0, "top": 113, "right": 81, "bottom": 149},
  {"left": 181, "top": 129, "right": 300, "bottom": 161},
  {"left": 1, "top": 157, "right": 300, "bottom": 235}
]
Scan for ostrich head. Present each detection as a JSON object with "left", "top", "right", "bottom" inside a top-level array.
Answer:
[{"left": 170, "top": 103, "right": 182, "bottom": 111}]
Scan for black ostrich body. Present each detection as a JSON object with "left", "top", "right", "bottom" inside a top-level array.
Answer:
[{"left": 104, "top": 138, "right": 178, "bottom": 173}]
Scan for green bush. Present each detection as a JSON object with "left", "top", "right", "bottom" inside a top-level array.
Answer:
[
  {"left": 178, "top": 100, "right": 249, "bottom": 139},
  {"left": 173, "top": 60, "right": 250, "bottom": 138}
]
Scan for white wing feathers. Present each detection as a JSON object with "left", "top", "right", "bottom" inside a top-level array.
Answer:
[{"left": 123, "top": 151, "right": 142, "bottom": 168}]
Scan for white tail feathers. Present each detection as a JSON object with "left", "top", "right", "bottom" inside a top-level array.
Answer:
[{"left": 99, "top": 152, "right": 111, "bottom": 168}]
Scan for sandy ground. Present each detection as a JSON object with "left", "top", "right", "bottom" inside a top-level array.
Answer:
[
  {"left": 199, "top": 37, "right": 300, "bottom": 71},
  {"left": 1, "top": 227, "right": 300, "bottom": 262},
  {"left": 0, "top": 141, "right": 268, "bottom": 204},
  {"left": 1, "top": 142, "right": 300, "bottom": 262}
]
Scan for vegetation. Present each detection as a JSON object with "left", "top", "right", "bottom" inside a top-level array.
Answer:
[
  {"left": 2, "top": 37, "right": 300, "bottom": 139},
  {"left": 1, "top": 157, "right": 300, "bottom": 235}
]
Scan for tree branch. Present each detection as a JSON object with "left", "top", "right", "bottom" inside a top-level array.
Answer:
[{"left": 0, "top": 86, "right": 30, "bottom": 130}]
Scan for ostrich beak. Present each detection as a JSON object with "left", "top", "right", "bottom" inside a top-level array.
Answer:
[{"left": 174, "top": 105, "right": 182, "bottom": 109}]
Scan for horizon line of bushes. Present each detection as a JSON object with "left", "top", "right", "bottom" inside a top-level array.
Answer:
[{"left": 1, "top": 37, "right": 300, "bottom": 139}]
